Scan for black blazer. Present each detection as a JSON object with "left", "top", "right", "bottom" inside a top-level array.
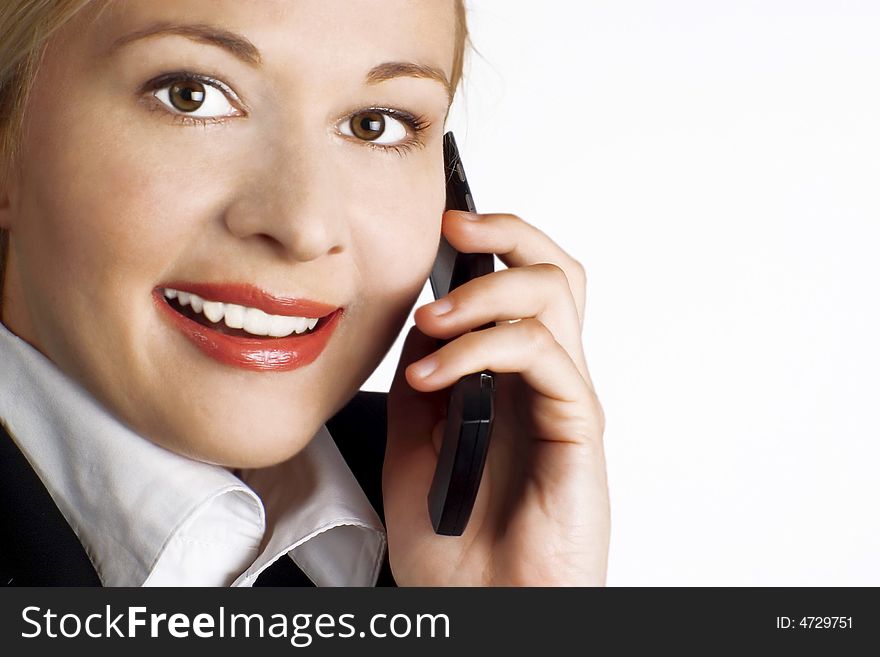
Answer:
[{"left": 0, "top": 391, "right": 396, "bottom": 587}]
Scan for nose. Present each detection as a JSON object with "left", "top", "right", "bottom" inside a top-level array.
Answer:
[{"left": 223, "top": 139, "right": 345, "bottom": 262}]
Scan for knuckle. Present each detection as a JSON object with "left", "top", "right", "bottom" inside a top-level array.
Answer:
[
  {"left": 535, "top": 261, "right": 569, "bottom": 287},
  {"left": 544, "top": 260, "right": 581, "bottom": 289},
  {"left": 537, "top": 261, "right": 565, "bottom": 277},
  {"left": 521, "top": 317, "right": 554, "bottom": 347},
  {"left": 497, "top": 212, "right": 523, "bottom": 224}
]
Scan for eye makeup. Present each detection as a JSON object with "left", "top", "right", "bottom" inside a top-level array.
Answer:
[
  {"left": 139, "top": 70, "right": 248, "bottom": 121},
  {"left": 340, "top": 106, "right": 432, "bottom": 157},
  {"left": 137, "top": 69, "right": 434, "bottom": 155}
]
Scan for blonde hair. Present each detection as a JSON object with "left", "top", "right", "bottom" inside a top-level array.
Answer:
[{"left": 0, "top": 0, "right": 471, "bottom": 309}]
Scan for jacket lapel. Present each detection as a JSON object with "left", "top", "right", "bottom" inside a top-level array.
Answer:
[
  {"left": 0, "top": 419, "right": 101, "bottom": 586},
  {"left": 324, "top": 390, "right": 396, "bottom": 587},
  {"left": 0, "top": 391, "right": 395, "bottom": 587}
]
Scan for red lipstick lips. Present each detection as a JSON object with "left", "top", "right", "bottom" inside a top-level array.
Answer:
[{"left": 153, "top": 283, "right": 343, "bottom": 372}]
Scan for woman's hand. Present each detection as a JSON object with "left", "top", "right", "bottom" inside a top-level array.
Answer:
[{"left": 384, "top": 210, "right": 610, "bottom": 586}]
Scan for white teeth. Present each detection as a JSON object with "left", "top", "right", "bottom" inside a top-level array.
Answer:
[
  {"left": 162, "top": 287, "right": 325, "bottom": 338},
  {"left": 268, "top": 314, "right": 299, "bottom": 338},
  {"left": 223, "top": 303, "right": 245, "bottom": 329},
  {"left": 242, "top": 307, "right": 271, "bottom": 336},
  {"left": 202, "top": 301, "right": 224, "bottom": 323},
  {"left": 290, "top": 316, "right": 307, "bottom": 334}
]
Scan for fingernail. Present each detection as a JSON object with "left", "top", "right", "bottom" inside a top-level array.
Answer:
[
  {"left": 426, "top": 298, "right": 454, "bottom": 316},
  {"left": 411, "top": 356, "right": 439, "bottom": 379}
]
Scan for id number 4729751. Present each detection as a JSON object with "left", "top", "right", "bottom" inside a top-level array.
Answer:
[{"left": 776, "top": 616, "right": 852, "bottom": 630}]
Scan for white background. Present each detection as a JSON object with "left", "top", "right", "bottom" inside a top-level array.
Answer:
[{"left": 362, "top": 1, "right": 880, "bottom": 585}]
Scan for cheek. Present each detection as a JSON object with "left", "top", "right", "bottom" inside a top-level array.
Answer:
[
  {"left": 17, "top": 120, "right": 226, "bottom": 296},
  {"left": 354, "top": 199, "right": 441, "bottom": 329},
  {"left": 348, "top": 157, "right": 446, "bottom": 296},
  {"left": 11, "top": 111, "right": 236, "bottom": 381},
  {"left": 335, "top": 157, "right": 444, "bottom": 378}
]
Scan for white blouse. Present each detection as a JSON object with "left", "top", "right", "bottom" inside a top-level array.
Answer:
[{"left": 0, "top": 320, "right": 387, "bottom": 587}]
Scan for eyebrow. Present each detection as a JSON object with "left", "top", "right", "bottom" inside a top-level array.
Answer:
[
  {"left": 109, "top": 22, "right": 263, "bottom": 66},
  {"left": 108, "top": 22, "right": 453, "bottom": 103},
  {"left": 366, "top": 62, "right": 452, "bottom": 104}
]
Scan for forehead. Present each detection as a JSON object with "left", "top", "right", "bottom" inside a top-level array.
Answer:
[{"left": 78, "top": 0, "right": 456, "bottom": 79}]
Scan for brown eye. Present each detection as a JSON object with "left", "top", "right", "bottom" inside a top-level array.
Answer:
[
  {"left": 350, "top": 111, "right": 385, "bottom": 140},
  {"left": 168, "top": 80, "right": 206, "bottom": 112},
  {"left": 340, "top": 109, "right": 408, "bottom": 146},
  {"left": 152, "top": 76, "right": 240, "bottom": 120}
]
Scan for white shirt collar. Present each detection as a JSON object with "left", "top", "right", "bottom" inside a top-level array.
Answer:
[{"left": 0, "top": 320, "right": 386, "bottom": 586}]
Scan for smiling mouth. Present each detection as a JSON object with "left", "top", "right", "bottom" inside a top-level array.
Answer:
[
  {"left": 163, "top": 295, "right": 323, "bottom": 339},
  {"left": 160, "top": 285, "right": 335, "bottom": 340},
  {"left": 153, "top": 282, "right": 343, "bottom": 372}
]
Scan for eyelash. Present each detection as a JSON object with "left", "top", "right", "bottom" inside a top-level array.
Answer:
[
  {"left": 352, "top": 106, "right": 431, "bottom": 157},
  {"left": 141, "top": 71, "right": 432, "bottom": 156}
]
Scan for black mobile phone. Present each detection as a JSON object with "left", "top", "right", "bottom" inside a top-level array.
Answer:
[{"left": 426, "top": 132, "right": 496, "bottom": 536}]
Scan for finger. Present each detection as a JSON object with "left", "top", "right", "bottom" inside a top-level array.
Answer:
[
  {"left": 442, "top": 210, "right": 587, "bottom": 330},
  {"left": 413, "top": 263, "right": 587, "bottom": 381},
  {"left": 405, "top": 318, "right": 601, "bottom": 444}
]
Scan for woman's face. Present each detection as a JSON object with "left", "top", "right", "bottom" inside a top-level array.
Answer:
[{"left": 0, "top": 0, "right": 455, "bottom": 467}]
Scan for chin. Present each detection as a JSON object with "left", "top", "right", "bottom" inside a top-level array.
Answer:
[{"left": 148, "top": 410, "right": 321, "bottom": 470}]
